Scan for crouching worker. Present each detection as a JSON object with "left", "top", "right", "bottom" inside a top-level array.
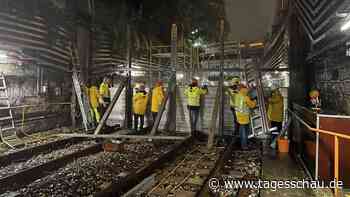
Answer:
[
  {"left": 133, "top": 84, "right": 148, "bottom": 132},
  {"left": 184, "top": 78, "right": 208, "bottom": 136},
  {"left": 235, "top": 86, "right": 256, "bottom": 150}
]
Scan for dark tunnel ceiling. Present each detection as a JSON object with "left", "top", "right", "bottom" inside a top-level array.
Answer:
[
  {"left": 224, "top": 0, "right": 276, "bottom": 41},
  {"left": 98, "top": 0, "right": 277, "bottom": 42}
]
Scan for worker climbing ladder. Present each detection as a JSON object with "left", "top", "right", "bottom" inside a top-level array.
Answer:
[
  {"left": 0, "top": 73, "right": 20, "bottom": 148},
  {"left": 70, "top": 44, "right": 95, "bottom": 132},
  {"left": 244, "top": 63, "right": 269, "bottom": 138}
]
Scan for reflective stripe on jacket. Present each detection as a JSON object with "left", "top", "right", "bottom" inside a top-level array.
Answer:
[
  {"left": 99, "top": 82, "right": 110, "bottom": 98},
  {"left": 184, "top": 86, "right": 207, "bottom": 107},
  {"left": 133, "top": 92, "right": 148, "bottom": 115}
]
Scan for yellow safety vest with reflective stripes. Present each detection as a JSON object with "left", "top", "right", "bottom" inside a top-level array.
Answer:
[
  {"left": 226, "top": 89, "right": 238, "bottom": 108},
  {"left": 235, "top": 89, "right": 256, "bottom": 124},
  {"left": 184, "top": 86, "right": 207, "bottom": 107},
  {"left": 99, "top": 82, "right": 110, "bottom": 98}
]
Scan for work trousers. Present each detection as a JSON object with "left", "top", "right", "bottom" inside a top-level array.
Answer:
[
  {"left": 152, "top": 112, "right": 158, "bottom": 122},
  {"left": 271, "top": 121, "right": 282, "bottom": 142},
  {"left": 239, "top": 124, "right": 249, "bottom": 149},
  {"left": 91, "top": 107, "right": 101, "bottom": 123},
  {"left": 188, "top": 106, "right": 200, "bottom": 134},
  {"left": 134, "top": 114, "right": 145, "bottom": 131},
  {"left": 230, "top": 107, "right": 239, "bottom": 133}
]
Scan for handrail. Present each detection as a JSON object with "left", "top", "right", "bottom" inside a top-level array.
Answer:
[
  {"left": 288, "top": 109, "right": 350, "bottom": 140},
  {"left": 288, "top": 108, "right": 350, "bottom": 196}
]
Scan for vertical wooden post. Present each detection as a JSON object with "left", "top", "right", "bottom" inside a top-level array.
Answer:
[
  {"left": 167, "top": 24, "right": 177, "bottom": 132},
  {"left": 218, "top": 19, "right": 225, "bottom": 138},
  {"left": 125, "top": 24, "right": 133, "bottom": 129},
  {"left": 208, "top": 87, "right": 220, "bottom": 149},
  {"left": 334, "top": 136, "right": 339, "bottom": 196},
  {"left": 149, "top": 40, "right": 153, "bottom": 86}
]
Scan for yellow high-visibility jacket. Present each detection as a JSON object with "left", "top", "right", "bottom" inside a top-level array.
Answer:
[
  {"left": 184, "top": 86, "right": 207, "bottom": 107},
  {"left": 235, "top": 88, "right": 256, "bottom": 124},
  {"left": 133, "top": 92, "right": 148, "bottom": 115},
  {"left": 268, "top": 92, "right": 284, "bottom": 123},
  {"left": 226, "top": 88, "right": 238, "bottom": 108},
  {"left": 151, "top": 86, "right": 164, "bottom": 113},
  {"left": 99, "top": 82, "right": 110, "bottom": 98},
  {"left": 89, "top": 86, "right": 100, "bottom": 108}
]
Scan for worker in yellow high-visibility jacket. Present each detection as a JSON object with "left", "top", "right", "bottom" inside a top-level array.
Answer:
[
  {"left": 88, "top": 79, "right": 101, "bottom": 123},
  {"left": 133, "top": 84, "right": 148, "bottom": 131},
  {"left": 225, "top": 77, "right": 240, "bottom": 133},
  {"left": 235, "top": 86, "right": 256, "bottom": 150},
  {"left": 267, "top": 89, "right": 284, "bottom": 145},
  {"left": 151, "top": 80, "right": 165, "bottom": 122},
  {"left": 184, "top": 78, "right": 208, "bottom": 135},
  {"left": 99, "top": 76, "right": 112, "bottom": 116}
]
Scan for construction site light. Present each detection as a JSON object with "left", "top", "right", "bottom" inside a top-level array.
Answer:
[
  {"left": 249, "top": 42, "right": 264, "bottom": 47},
  {"left": 0, "top": 51, "right": 8, "bottom": 63},
  {"left": 341, "top": 18, "right": 350, "bottom": 31},
  {"left": 176, "top": 73, "right": 184, "bottom": 79}
]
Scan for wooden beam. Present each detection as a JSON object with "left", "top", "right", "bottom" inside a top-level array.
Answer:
[
  {"left": 208, "top": 87, "right": 220, "bottom": 149},
  {"left": 57, "top": 133, "right": 189, "bottom": 141}
]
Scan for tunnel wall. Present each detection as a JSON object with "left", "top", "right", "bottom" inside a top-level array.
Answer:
[
  {"left": 0, "top": 64, "right": 71, "bottom": 134},
  {"left": 311, "top": 55, "right": 350, "bottom": 115}
]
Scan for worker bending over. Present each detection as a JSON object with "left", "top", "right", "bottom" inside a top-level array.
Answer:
[
  {"left": 99, "top": 77, "right": 112, "bottom": 115},
  {"left": 88, "top": 79, "right": 101, "bottom": 123},
  {"left": 267, "top": 89, "right": 284, "bottom": 147},
  {"left": 184, "top": 78, "right": 208, "bottom": 136},
  {"left": 151, "top": 80, "right": 165, "bottom": 122},
  {"left": 133, "top": 83, "right": 148, "bottom": 132},
  {"left": 235, "top": 85, "right": 256, "bottom": 150}
]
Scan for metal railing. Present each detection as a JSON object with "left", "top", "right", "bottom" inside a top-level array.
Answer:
[{"left": 288, "top": 108, "right": 350, "bottom": 196}]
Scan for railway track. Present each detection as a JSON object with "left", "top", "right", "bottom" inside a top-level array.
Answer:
[
  {"left": 146, "top": 143, "right": 224, "bottom": 196},
  {"left": 200, "top": 139, "right": 263, "bottom": 197},
  {"left": 0, "top": 126, "right": 264, "bottom": 197},
  {"left": 9, "top": 139, "right": 184, "bottom": 197}
]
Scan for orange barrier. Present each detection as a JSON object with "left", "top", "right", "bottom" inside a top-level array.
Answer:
[{"left": 289, "top": 109, "right": 350, "bottom": 197}]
